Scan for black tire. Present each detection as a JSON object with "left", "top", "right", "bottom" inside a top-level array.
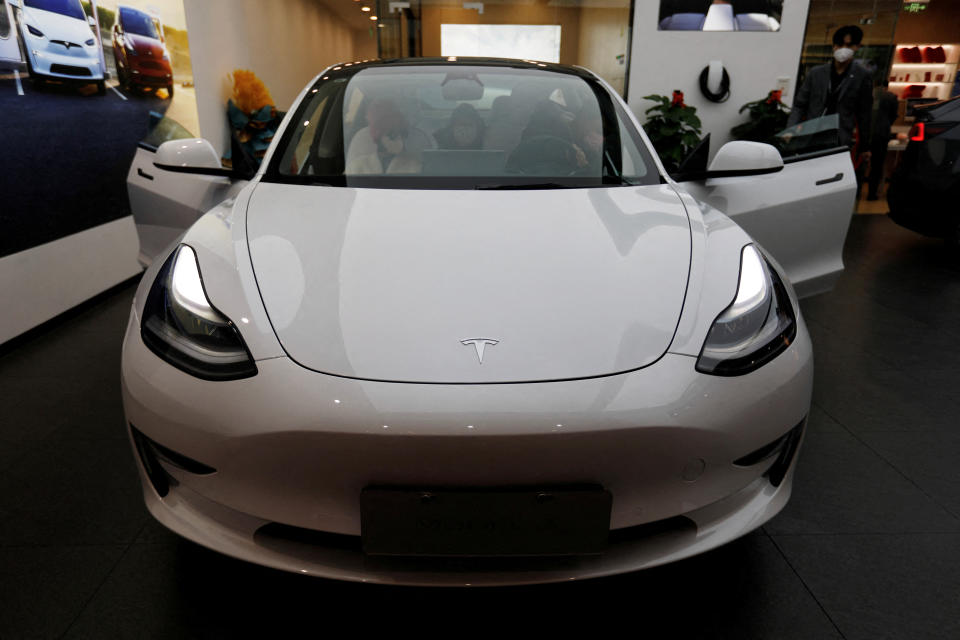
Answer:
[
  {"left": 96, "top": 80, "right": 106, "bottom": 96},
  {"left": 166, "top": 83, "right": 174, "bottom": 99}
]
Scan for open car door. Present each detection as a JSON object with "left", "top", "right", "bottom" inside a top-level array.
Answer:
[
  {"left": 127, "top": 114, "right": 246, "bottom": 266},
  {"left": 0, "top": 0, "right": 25, "bottom": 72},
  {"left": 680, "top": 115, "right": 857, "bottom": 298}
]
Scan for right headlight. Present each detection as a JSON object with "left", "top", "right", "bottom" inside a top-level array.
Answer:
[
  {"left": 141, "top": 245, "right": 257, "bottom": 381},
  {"left": 696, "top": 244, "right": 797, "bottom": 376}
]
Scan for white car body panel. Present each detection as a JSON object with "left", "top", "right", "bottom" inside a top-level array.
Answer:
[
  {"left": 683, "top": 150, "right": 856, "bottom": 298},
  {"left": 0, "top": 0, "right": 24, "bottom": 71},
  {"left": 126, "top": 145, "right": 244, "bottom": 266},
  {"left": 19, "top": 3, "right": 103, "bottom": 80},
  {"left": 121, "top": 60, "right": 828, "bottom": 584},
  {"left": 246, "top": 182, "right": 691, "bottom": 383}
]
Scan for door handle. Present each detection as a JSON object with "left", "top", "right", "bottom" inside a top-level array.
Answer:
[
  {"left": 137, "top": 167, "right": 154, "bottom": 181},
  {"left": 816, "top": 172, "right": 843, "bottom": 186}
]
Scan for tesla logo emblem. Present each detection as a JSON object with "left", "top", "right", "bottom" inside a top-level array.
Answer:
[{"left": 461, "top": 338, "right": 499, "bottom": 364}]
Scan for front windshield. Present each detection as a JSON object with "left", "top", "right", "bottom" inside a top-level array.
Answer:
[
  {"left": 267, "top": 63, "right": 658, "bottom": 189},
  {"left": 24, "top": 0, "right": 85, "bottom": 20},
  {"left": 120, "top": 7, "right": 160, "bottom": 39}
]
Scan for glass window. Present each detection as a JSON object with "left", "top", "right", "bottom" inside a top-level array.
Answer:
[
  {"left": 24, "top": 0, "right": 85, "bottom": 21},
  {"left": 376, "top": 0, "right": 633, "bottom": 98},
  {"left": 120, "top": 7, "right": 160, "bottom": 39},
  {"left": 0, "top": 0, "right": 11, "bottom": 39},
  {"left": 267, "top": 64, "right": 658, "bottom": 189},
  {"left": 141, "top": 113, "right": 194, "bottom": 151}
]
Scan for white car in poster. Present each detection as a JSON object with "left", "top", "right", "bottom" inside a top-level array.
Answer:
[
  {"left": 13, "top": 0, "right": 105, "bottom": 93},
  {"left": 121, "top": 59, "right": 855, "bottom": 585},
  {"left": 0, "top": 0, "right": 25, "bottom": 71}
]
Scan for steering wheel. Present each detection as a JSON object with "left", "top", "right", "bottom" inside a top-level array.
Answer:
[{"left": 505, "top": 135, "right": 581, "bottom": 176}]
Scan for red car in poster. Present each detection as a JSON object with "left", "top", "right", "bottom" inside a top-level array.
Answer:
[{"left": 111, "top": 4, "right": 173, "bottom": 97}]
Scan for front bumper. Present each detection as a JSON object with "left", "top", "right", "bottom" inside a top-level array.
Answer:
[
  {"left": 121, "top": 307, "right": 813, "bottom": 585},
  {"left": 127, "top": 57, "right": 172, "bottom": 86},
  {"left": 26, "top": 42, "right": 102, "bottom": 81}
]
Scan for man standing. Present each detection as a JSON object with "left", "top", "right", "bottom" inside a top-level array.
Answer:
[{"left": 788, "top": 25, "right": 874, "bottom": 154}]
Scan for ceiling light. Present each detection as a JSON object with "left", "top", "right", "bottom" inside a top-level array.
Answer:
[
  {"left": 370, "top": 15, "right": 378, "bottom": 20},
  {"left": 361, "top": 5, "right": 370, "bottom": 10}
]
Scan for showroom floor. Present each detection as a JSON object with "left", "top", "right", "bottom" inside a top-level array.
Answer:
[{"left": 2, "top": 215, "right": 959, "bottom": 639}]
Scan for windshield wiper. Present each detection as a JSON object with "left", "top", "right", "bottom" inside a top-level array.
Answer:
[{"left": 475, "top": 182, "right": 584, "bottom": 190}]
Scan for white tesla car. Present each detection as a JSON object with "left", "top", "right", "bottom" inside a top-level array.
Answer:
[
  {"left": 13, "top": 0, "right": 105, "bottom": 93},
  {"left": 121, "top": 59, "right": 855, "bottom": 586}
]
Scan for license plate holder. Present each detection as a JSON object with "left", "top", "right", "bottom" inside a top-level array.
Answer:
[{"left": 361, "top": 486, "right": 612, "bottom": 557}]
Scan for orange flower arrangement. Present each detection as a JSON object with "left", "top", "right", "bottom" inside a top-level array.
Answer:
[{"left": 230, "top": 69, "right": 275, "bottom": 115}]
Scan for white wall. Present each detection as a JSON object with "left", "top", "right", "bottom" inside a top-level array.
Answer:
[
  {"left": 627, "top": 0, "right": 810, "bottom": 155},
  {"left": 183, "top": 0, "right": 375, "bottom": 155},
  {"left": 0, "top": 218, "right": 141, "bottom": 345}
]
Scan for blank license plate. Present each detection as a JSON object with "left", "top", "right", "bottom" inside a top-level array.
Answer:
[{"left": 361, "top": 487, "right": 612, "bottom": 557}]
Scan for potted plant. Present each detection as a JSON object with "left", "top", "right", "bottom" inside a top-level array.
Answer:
[
  {"left": 642, "top": 91, "right": 703, "bottom": 173},
  {"left": 730, "top": 90, "right": 791, "bottom": 144}
]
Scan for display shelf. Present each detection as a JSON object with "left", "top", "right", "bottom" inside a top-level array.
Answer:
[{"left": 889, "top": 43, "right": 959, "bottom": 101}]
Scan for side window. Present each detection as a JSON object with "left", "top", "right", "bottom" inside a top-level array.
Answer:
[
  {"left": 0, "top": 0, "right": 11, "bottom": 39},
  {"left": 774, "top": 114, "right": 841, "bottom": 158},
  {"left": 291, "top": 95, "right": 329, "bottom": 173},
  {"left": 140, "top": 113, "right": 194, "bottom": 150}
]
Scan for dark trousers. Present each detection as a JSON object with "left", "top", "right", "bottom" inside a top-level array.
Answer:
[{"left": 868, "top": 141, "right": 889, "bottom": 198}]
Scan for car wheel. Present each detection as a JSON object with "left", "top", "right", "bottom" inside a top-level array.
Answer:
[
  {"left": 96, "top": 80, "right": 106, "bottom": 96},
  {"left": 166, "top": 83, "right": 174, "bottom": 99}
]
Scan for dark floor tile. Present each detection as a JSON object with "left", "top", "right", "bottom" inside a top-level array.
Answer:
[
  {"left": 813, "top": 366, "right": 960, "bottom": 433},
  {"left": 0, "top": 323, "right": 125, "bottom": 382},
  {"left": 65, "top": 532, "right": 838, "bottom": 639},
  {"left": 860, "top": 430, "right": 960, "bottom": 520},
  {"left": 0, "top": 544, "right": 126, "bottom": 639},
  {"left": 0, "top": 438, "right": 148, "bottom": 547},
  {"left": 0, "top": 373, "right": 126, "bottom": 444},
  {"left": 766, "top": 429, "right": 960, "bottom": 535},
  {"left": 773, "top": 533, "right": 960, "bottom": 640},
  {"left": 806, "top": 404, "right": 845, "bottom": 435}
]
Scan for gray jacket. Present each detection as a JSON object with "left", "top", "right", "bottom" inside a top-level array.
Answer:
[{"left": 787, "top": 62, "right": 874, "bottom": 147}]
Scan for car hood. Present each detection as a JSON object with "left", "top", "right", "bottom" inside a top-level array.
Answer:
[
  {"left": 246, "top": 183, "right": 691, "bottom": 383},
  {"left": 23, "top": 6, "right": 91, "bottom": 43},
  {"left": 125, "top": 32, "right": 164, "bottom": 57}
]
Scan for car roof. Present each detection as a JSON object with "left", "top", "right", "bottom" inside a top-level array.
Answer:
[{"left": 321, "top": 57, "right": 599, "bottom": 82}]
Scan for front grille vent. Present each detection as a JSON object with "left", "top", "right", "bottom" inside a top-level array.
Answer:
[{"left": 50, "top": 64, "right": 92, "bottom": 76}]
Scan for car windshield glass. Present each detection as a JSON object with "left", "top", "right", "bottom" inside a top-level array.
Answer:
[
  {"left": 267, "top": 63, "right": 658, "bottom": 189},
  {"left": 120, "top": 7, "right": 159, "bottom": 39},
  {"left": 25, "top": 0, "right": 84, "bottom": 20}
]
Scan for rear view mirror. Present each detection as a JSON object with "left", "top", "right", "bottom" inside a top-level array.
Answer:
[
  {"left": 441, "top": 73, "right": 484, "bottom": 101},
  {"left": 708, "top": 141, "right": 783, "bottom": 176},
  {"left": 154, "top": 138, "right": 237, "bottom": 178}
]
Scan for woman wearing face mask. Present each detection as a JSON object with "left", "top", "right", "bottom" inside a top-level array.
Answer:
[
  {"left": 786, "top": 25, "right": 874, "bottom": 154},
  {"left": 435, "top": 103, "right": 486, "bottom": 150},
  {"left": 346, "top": 99, "right": 423, "bottom": 174}
]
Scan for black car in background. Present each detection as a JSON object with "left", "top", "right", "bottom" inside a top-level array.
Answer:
[{"left": 888, "top": 95, "right": 960, "bottom": 243}]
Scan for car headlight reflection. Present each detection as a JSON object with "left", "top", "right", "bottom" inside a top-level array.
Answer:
[
  {"left": 141, "top": 245, "right": 257, "bottom": 381},
  {"left": 696, "top": 245, "right": 796, "bottom": 376}
]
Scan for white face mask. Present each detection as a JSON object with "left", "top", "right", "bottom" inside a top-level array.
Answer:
[{"left": 834, "top": 47, "right": 855, "bottom": 63}]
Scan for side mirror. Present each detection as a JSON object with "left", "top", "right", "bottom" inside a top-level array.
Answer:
[
  {"left": 87, "top": 15, "right": 96, "bottom": 27},
  {"left": 707, "top": 141, "right": 783, "bottom": 177},
  {"left": 154, "top": 138, "right": 237, "bottom": 178}
]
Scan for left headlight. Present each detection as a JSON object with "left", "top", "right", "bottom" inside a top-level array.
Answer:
[
  {"left": 141, "top": 245, "right": 258, "bottom": 381},
  {"left": 696, "top": 244, "right": 796, "bottom": 376}
]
